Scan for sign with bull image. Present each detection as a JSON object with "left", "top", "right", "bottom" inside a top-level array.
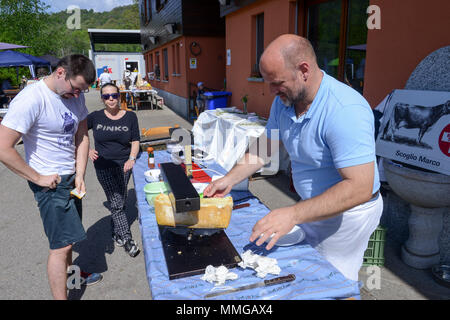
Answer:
[{"left": 376, "top": 89, "right": 450, "bottom": 175}]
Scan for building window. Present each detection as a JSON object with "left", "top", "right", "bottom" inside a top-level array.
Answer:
[
  {"left": 147, "top": 53, "right": 154, "bottom": 80},
  {"left": 171, "top": 44, "right": 180, "bottom": 76},
  {"left": 306, "top": 0, "right": 368, "bottom": 94},
  {"left": 163, "top": 48, "right": 169, "bottom": 81},
  {"left": 140, "top": 1, "right": 146, "bottom": 24},
  {"left": 251, "top": 13, "right": 264, "bottom": 78},
  {"left": 149, "top": 53, "right": 153, "bottom": 72},
  {"left": 142, "top": 0, "right": 152, "bottom": 25},
  {"left": 144, "top": 54, "right": 148, "bottom": 77},
  {"left": 155, "top": 51, "right": 160, "bottom": 80},
  {"left": 345, "top": 0, "right": 369, "bottom": 94},
  {"left": 156, "top": 0, "right": 167, "bottom": 12},
  {"left": 172, "top": 44, "right": 176, "bottom": 75},
  {"left": 176, "top": 42, "right": 181, "bottom": 75},
  {"left": 146, "top": 0, "right": 152, "bottom": 23}
]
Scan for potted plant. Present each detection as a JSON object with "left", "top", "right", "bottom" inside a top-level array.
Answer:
[{"left": 241, "top": 94, "right": 248, "bottom": 114}]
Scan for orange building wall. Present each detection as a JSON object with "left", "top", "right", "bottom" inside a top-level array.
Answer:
[
  {"left": 226, "top": 0, "right": 293, "bottom": 118},
  {"left": 226, "top": 0, "right": 449, "bottom": 115},
  {"left": 184, "top": 36, "right": 226, "bottom": 93},
  {"left": 144, "top": 35, "right": 225, "bottom": 101},
  {"left": 364, "top": 0, "right": 450, "bottom": 107},
  {"left": 144, "top": 37, "right": 187, "bottom": 98}
]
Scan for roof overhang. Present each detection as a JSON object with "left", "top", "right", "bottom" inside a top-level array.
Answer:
[
  {"left": 219, "top": 0, "right": 260, "bottom": 17},
  {"left": 88, "top": 29, "right": 142, "bottom": 52}
]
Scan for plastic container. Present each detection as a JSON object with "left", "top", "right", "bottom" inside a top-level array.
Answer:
[
  {"left": 144, "top": 182, "right": 169, "bottom": 206},
  {"left": 203, "top": 91, "right": 232, "bottom": 110},
  {"left": 144, "top": 169, "right": 161, "bottom": 183},
  {"left": 363, "top": 226, "right": 387, "bottom": 267}
]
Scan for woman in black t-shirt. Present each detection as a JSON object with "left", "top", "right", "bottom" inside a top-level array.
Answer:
[{"left": 87, "top": 83, "right": 140, "bottom": 258}]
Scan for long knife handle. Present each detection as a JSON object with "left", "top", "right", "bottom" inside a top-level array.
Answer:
[{"left": 264, "top": 274, "right": 296, "bottom": 286}]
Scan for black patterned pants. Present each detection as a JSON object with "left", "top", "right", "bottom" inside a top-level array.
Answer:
[{"left": 95, "top": 164, "right": 132, "bottom": 241}]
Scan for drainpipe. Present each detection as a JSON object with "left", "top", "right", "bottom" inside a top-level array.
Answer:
[{"left": 295, "top": 0, "right": 299, "bottom": 35}]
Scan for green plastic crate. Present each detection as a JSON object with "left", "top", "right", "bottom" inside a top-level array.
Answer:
[{"left": 363, "top": 226, "right": 387, "bottom": 267}]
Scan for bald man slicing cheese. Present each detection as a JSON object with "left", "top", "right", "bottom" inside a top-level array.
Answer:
[{"left": 204, "top": 34, "right": 382, "bottom": 281}]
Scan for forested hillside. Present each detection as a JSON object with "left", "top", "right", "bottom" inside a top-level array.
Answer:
[{"left": 48, "top": 4, "right": 141, "bottom": 56}]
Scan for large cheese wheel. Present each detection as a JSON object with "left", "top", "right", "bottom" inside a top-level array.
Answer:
[{"left": 154, "top": 193, "right": 233, "bottom": 229}]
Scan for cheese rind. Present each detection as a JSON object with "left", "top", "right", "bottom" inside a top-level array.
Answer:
[{"left": 154, "top": 193, "right": 233, "bottom": 228}]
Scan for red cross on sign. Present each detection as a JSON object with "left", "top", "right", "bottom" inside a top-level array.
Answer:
[{"left": 438, "top": 124, "right": 450, "bottom": 157}]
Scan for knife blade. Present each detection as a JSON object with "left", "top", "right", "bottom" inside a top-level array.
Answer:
[{"left": 204, "top": 274, "right": 296, "bottom": 298}]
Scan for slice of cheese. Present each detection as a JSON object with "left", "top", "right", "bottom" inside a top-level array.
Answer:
[{"left": 154, "top": 193, "right": 233, "bottom": 229}]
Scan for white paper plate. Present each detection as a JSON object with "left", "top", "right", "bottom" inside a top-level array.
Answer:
[{"left": 266, "top": 225, "right": 306, "bottom": 247}]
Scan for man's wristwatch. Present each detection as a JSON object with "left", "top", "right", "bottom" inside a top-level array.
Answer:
[{"left": 129, "top": 155, "right": 136, "bottom": 161}]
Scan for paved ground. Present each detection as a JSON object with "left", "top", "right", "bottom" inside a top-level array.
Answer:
[{"left": 0, "top": 90, "right": 448, "bottom": 300}]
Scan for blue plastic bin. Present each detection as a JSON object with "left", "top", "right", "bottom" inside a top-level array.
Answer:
[{"left": 202, "top": 91, "right": 232, "bottom": 110}]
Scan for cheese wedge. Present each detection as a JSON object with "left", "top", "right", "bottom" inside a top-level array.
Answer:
[{"left": 154, "top": 193, "right": 233, "bottom": 229}]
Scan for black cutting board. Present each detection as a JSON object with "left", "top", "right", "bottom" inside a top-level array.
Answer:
[{"left": 158, "top": 226, "right": 242, "bottom": 280}]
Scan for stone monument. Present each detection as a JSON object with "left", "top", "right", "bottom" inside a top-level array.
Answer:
[{"left": 382, "top": 46, "right": 450, "bottom": 268}]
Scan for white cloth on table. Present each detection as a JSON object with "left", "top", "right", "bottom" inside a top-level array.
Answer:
[
  {"left": 238, "top": 250, "right": 281, "bottom": 278},
  {"left": 201, "top": 265, "right": 238, "bottom": 286},
  {"left": 192, "top": 108, "right": 282, "bottom": 173}
]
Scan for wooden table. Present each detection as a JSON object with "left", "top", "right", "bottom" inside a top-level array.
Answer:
[
  {"left": 132, "top": 150, "right": 361, "bottom": 300},
  {"left": 0, "top": 108, "right": 8, "bottom": 118},
  {"left": 4, "top": 89, "right": 20, "bottom": 101},
  {"left": 119, "top": 90, "right": 134, "bottom": 111},
  {"left": 120, "top": 89, "right": 158, "bottom": 111}
]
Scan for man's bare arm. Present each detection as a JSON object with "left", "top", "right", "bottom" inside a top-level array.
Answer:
[
  {"left": 251, "top": 161, "right": 375, "bottom": 249},
  {"left": 203, "top": 135, "right": 273, "bottom": 197}
]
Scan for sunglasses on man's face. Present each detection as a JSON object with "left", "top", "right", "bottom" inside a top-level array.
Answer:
[{"left": 101, "top": 93, "right": 120, "bottom": 100}]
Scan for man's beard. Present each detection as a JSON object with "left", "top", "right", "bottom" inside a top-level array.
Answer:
[
  {"left": 279, "top": 87, "right": 306, "bottom": 107},
  {"left": 280, "top": 96, "right": 291, "bottom": 107}
]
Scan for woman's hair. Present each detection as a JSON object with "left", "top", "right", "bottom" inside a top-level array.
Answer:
[{"left": 100, "top": 82, "right": 120, "bottom": 96}]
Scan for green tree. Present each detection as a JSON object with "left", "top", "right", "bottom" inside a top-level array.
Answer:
[
  {"left": 45, "top": 4, "right": 140, "bottom": 55},
  {"left": 0, "top": 0, "right": 53, "bottom": 55},
  {"left": 0, "top": 1, "right": 141, "bottom": 85},
  {"left": 0, "top": 0, "right": 54, "bottom": 84}
]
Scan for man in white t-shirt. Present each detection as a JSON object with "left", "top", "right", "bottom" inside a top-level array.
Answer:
[
  {"left": 0, "top": 54, "right": 102, "bottom": 299},
  {"left": 98, "top": 68, "right": 112, "bottom": 87}
]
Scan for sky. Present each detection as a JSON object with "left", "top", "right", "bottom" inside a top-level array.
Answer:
[{"left": 43, "top": 0, "right": 135, "bottom": 13}]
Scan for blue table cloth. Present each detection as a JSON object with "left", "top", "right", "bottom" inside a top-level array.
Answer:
[{"left": 132, "top": 150, "right": 360, "bottom": 300}]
